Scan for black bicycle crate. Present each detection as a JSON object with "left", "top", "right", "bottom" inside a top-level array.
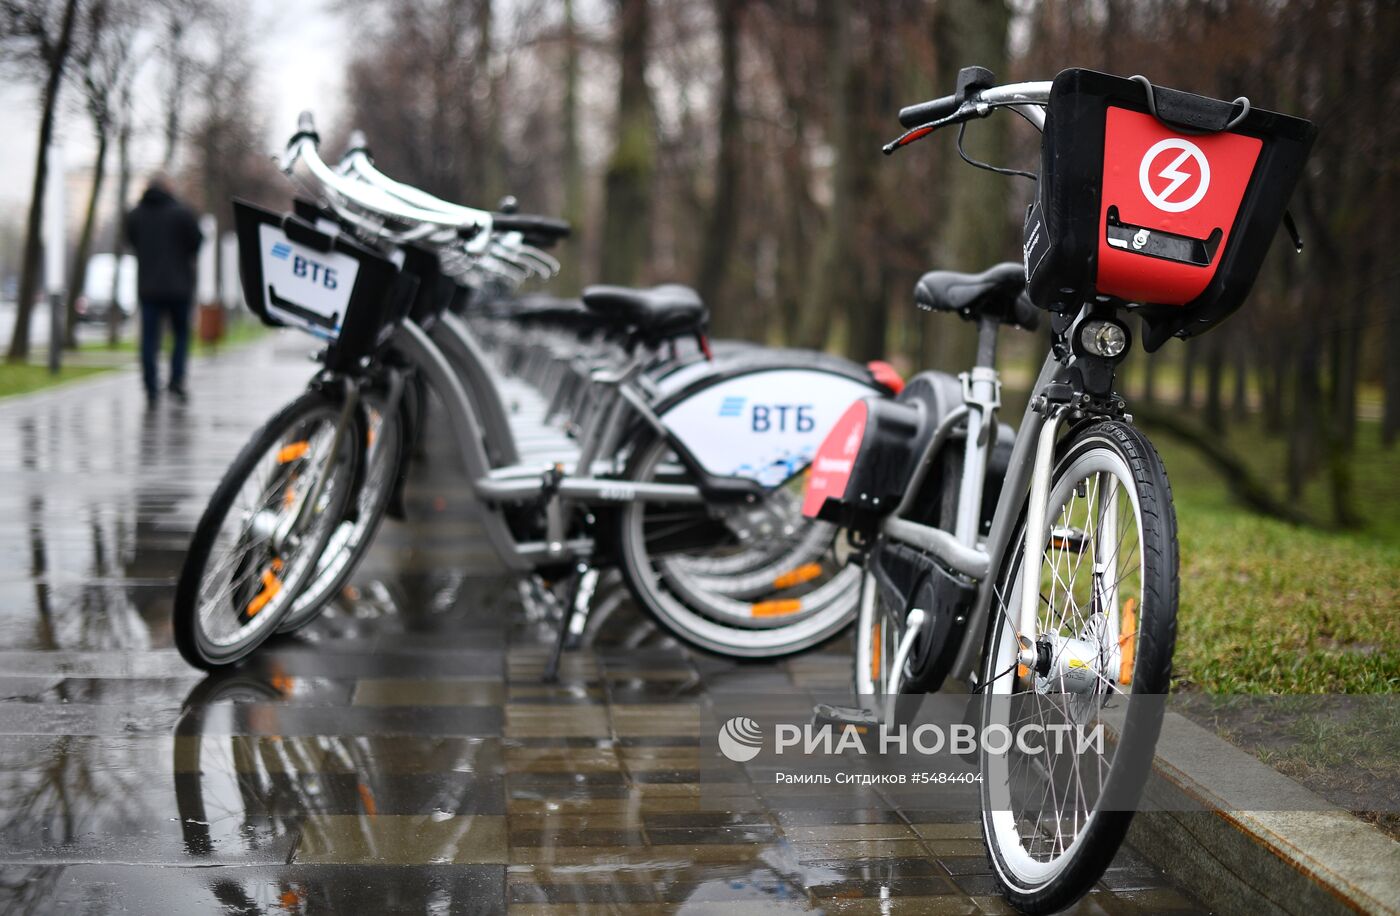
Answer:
[
  {"left": 1022, "top": 69, "right": 1315, "bottom": 350},
  {"left": 233, "top": 198, "right": 402, "bottom": 368}
]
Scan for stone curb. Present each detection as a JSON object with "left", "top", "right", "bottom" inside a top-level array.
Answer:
[{"left": 1126, "top": 712, "right": 1400, "bottom": 915}]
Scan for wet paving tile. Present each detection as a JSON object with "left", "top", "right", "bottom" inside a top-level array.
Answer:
[
  {"left": 294, "top": 813, "right": 508, "bottom": 864},
  {"left": 0, "top": 862, "right": 506, "bottom": 913},
  {"left": 351, "top": 677, "right": 505, "bottom": 706},
  {"left": 0, "top": 338, "right": 1207, "bottom": 913}
]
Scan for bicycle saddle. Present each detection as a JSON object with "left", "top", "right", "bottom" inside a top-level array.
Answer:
[
  {"left": 506, "top": 295, "right": 609, "bottom": 332},
  {"left": 914, "top": 263, "right": 1040, "bottom": 332},
  {"left": 581, "top": 284, "right": 707, "bottom": 338}
]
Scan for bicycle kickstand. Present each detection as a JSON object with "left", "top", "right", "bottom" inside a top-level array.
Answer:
[{"left": 543, "top": 562, "right": 597, "bottom": 683}]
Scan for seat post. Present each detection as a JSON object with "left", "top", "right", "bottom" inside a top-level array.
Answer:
[{"left": 975, "top": 316, "right": 1000, "bottom": 369}]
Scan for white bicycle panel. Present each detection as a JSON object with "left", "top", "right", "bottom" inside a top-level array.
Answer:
[{"left": 661, "top": 369, "right": 877, "bottom": 487}]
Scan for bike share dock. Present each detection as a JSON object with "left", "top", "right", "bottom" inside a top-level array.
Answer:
[{"left": 0, "top": 335, "right": 1204, "bottom": 911}]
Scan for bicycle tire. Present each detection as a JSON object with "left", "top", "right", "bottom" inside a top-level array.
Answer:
[
  {"left": 977, "top": 419, "right": 1178, "bottom": 913},
  {"left": 173, "top": 387, "right": 364, "bottom": 669},
  {"left": 277, "top": 393, "right": 406, "bottom": 633}
]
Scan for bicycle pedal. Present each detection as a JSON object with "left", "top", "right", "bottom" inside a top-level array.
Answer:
[{"left": 812, "top": 703, "right": 882, "bottom": 731}]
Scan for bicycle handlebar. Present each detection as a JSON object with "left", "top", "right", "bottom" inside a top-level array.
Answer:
[
  {"left": 898, "top": 94, "right": 959, "bottom": 128},
  {"left": 276, "top": 114, "right": 568, "bottom": 282},
  {"left": 490, "top": 213, "right": 571, "bottom": 240},
  {"left": 886, "top": 80, "right": 1052, "bottom": 154},
  {"left": 279, "top": 112, "right": 494, "bottom": 239}
]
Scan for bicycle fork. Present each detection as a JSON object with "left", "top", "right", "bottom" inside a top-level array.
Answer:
[
  {"left": 277, "top": 377, "right": 362, "bottom": 552},
  {"left": 1015, "top": 404, "right": 1067, "bottom": 679}
]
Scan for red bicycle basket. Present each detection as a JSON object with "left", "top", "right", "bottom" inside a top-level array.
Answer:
[{"left": 1022, "top": 69, "right": 1315, "bottom": 350}]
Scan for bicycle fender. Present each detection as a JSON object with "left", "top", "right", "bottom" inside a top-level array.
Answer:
[{"left": 657, "top": 365, "right": 884, "bottom": 488}]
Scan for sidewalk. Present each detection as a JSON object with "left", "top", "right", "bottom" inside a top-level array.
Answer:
[{"left": 0, "top": 334, "right": 1204, "bottom": 913}]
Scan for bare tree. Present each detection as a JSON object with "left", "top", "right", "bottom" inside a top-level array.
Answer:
[
  {"left": 695, "top": 0, "right": 743, "bottom": 329},
  {"left": 599, "top": 0, "right": 655, "bottom": 285},
  {"left": 2, "top": 0, "right": 85, "bottom": 363},
  {"left": 104, "top": 55, "right": 133, "bottom": 346},
  {"left": 63, "top": 0, "right": 140, "bottom": 348},
  {"left": 557, "top": 0, "right": 584, "bottom": 291}
]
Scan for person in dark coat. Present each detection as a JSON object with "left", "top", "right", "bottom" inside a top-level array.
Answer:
[{"left": 124, "top": 175, "right": 203, "bottom": 406}]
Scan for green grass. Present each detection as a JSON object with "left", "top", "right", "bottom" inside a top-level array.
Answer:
[
  {"left": 0, "top": 319, "right": 268, "bottom": 400},
  {"left": 1147, "top": 416, "right": 1400, "bottom": 693},
  {"left": 0, "top": 362, "right": 112, "bottom": 398},
  {"left": 79, "top": 317, "right": 267, "bottom": 356}
]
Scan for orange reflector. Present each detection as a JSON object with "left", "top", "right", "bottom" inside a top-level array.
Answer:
[
  {"left": 246, "top": 564, "right": 284, "bottom": 617},
  {"left": 772, "top": 563, "right": 822, "bottom": 590},
  {"left": 269, "top": 671, "right": 295, "bottom": 696},
  {"left": 871, "top": 622, "right": 882, "bottom": 681},
  {"left": 751, "top": 599, "right": 802, "bottom": 618},
  {"left": 357, "top": 781, "right": 378, "bottom": 817},
  {"left": 1119, "top": 597, "right": 1138, "bottom": 685},
  {"left": 1017, "top": 663, "right": 1029, "bottom": 679},
  {"left": 277, "top": 441, "right": 310, "bottom": 464}
]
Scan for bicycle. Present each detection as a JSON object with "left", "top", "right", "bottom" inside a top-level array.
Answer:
[
  {"left": 173, "top": 116, "right": 888, "bottom": 671},
  {"left": 803, "top": 67, "right": 1313, "bottom": 911}
]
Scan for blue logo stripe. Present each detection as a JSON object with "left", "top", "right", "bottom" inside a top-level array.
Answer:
[{"left": 718, "top": 396, "right": 746, "bottom": 417}]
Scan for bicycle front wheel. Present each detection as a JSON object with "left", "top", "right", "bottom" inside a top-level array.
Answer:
[
  {"left": 173, "top": 387, "right": 364, "bottom": 669},
  {"left": 978, "top": 419, "right": 1178, "bottom": 913}
]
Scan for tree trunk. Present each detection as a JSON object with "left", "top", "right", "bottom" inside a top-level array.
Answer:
[
  {"left": 7, "top": 0, "right": 82, "bottom": 364},
  {"left": 63, "top": 129, "right": 109, "bottom": 349},
  {"left": 476, "top": 0, "right": 505, "bottom": 201},
  {"left": 598, "top": 0, "right": 655, "bottom": 286},
  {"left": 558, "top": 0, "right": 584, "bottom": 292},
  {"left": 934, "top": 0, "right": 1011, "bottom": 369},
  {"left": 844, "top": 2, "right": 893, "bottom": 363},
  {"left": 797, "top": 0, "right": 853, "bottom": 351},
  {"left": 1231, "top": 334, "right": 1249, "bottom": 420},
  {"left": 1385, "top": 277, "right": 1400, "bottom": 446},
  {"left": 161, "top": 12, "right": 189, "bottom": 170},
  {"left": 696, "top": 0, "right": 743, "bottom": 335},
  {"left": 1287, "top": 323, "right": 1322, "bottom": 499},
  {"left": 1179, "top": 340, "right": 1197, "bottom": 410},
  {"left": 1203, "top": 333, "right": 1225, "bottom": 433},
  {"left": 108, "top": 91, "right": 133, "bottom": 348},
  {"left": 1263, "top": 336, "right": 1287, "bottom": 435},
  {"left": 1331, "top": 257, "right": 1367, "bottom": 450}
]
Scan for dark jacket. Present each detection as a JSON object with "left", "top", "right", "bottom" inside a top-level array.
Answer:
[{"left": 124, "top": 187, "right": 204, "bottom": 303}]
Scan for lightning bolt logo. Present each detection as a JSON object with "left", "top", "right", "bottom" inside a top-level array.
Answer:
[
  {"left": 1156, "top": 150, "right": 1195, "bottom": 202},
  {"left": 1139, "top": 138, "right": 1211, "bottom": 213}
]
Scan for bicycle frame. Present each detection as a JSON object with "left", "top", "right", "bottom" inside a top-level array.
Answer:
[
  {"left": 861, "top": 80, "right": 1108, "bottom": 688},
  {"left": 387, "top": 318, "right": 712, "bottom": 572}
]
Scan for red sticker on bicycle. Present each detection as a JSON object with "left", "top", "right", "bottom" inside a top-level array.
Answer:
[
  {"left": 802, "top": 400, "right": 868, "bottom": 519},
  {"left": 1096, "top": 107, "right": 1262, "bottom": 305}
]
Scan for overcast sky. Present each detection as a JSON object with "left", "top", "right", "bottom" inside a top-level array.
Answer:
[{"left": 0, "top": 0, "right": 349, "bottom": 210}]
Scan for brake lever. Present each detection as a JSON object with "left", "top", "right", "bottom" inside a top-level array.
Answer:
[{"left": 882, "top": 103, "right": 984, "bottom": 155}]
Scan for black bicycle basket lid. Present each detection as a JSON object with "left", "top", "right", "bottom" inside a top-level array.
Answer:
[
  {"left": 1022, "top": 68, "right": 1315, "bottom": 350},
  {"left": 233, "top": 198, "right": 401, "bottom": 368}
]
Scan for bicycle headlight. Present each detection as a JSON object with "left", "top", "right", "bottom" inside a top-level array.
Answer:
[{"left": 1079, "top": 319, "right": 1129, "bottom": 359}]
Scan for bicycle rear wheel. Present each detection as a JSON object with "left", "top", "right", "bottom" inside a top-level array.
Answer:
[
  {"left": 277, "top": 392, "right": 405, "bottom": 633},
  {"left": 174, "top": 387, "right": 364, "bottom": 669},
  {"left": 615, "top": 434, "right": 860, "bottom": 658}
]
